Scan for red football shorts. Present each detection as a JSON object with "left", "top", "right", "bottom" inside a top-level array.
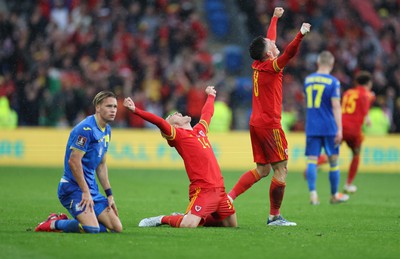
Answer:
[
  {"left": 186, "top": 187, "right": 235, "bottom": 224},
  {"left": 250, "top": 125, "right": 288, "bottom": 164},
  {"left": 343, "top": 130, "right": 364, "bottom": 149}
]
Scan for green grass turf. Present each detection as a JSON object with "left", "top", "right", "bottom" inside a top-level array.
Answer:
[{"left": 0, "top": 166, "right": 399, "bottom": 259}]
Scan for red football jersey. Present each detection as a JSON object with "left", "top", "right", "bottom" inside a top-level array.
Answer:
[
  {"left": 166, "top": 123, "right": 224, "bottom": 190},
  {"left": 250, "top": 32, "right": 305, "bottom": 128},
  {"left": 342, "top": 86, "right": 375, "bottom": 134},
  {"left": 134, "top": 95, "right": 225, "bottom": 190}
]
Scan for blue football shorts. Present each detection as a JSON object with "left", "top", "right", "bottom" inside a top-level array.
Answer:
[
  {"left": 305, "top": 135, "right": 339, "bottom": 157},
  {"left": 57, "top": 178, "right": 108, "bottom": 219}
]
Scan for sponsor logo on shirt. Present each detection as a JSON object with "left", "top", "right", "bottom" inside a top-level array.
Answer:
[
  {"left": 199, "top": 130, "right": 205, "bottom": 137},
  {"left": 83, "top": 127, "right": 91, "bottom": 131},
  {"left": 195, "top": 205, "right": 202, "bottom": 212}
]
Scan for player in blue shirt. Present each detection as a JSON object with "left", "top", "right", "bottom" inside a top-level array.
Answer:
[
  {"left": 304, "top": 51, "right": 349, "bottom": 205},
  {"left": 35, "top": 91, "right": 123, "bottom": 233}
]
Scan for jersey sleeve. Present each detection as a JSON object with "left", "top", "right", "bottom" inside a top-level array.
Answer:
[
  {"left": 197, "top": 95, "right": 215, "bottom": 133},
  {"left": 331, "top": 79, "right": 341, "bottom": 99},
  {"left": 69, "top": 125, "right": 93, "bottom": 153},
  {"left": 134, "top": 108, "right": 174, "bottom": 138},
  {"left": 276, "top": 32, "right": 304, "bottom": 70},
  {"left": 360, "top": 90, "right": 373, "bottom": 116},
  {"left": 267, "top": 16, "right": 278, "bottom": 41}
]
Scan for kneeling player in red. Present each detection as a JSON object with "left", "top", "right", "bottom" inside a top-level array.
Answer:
[{"left": 124, "top": 86, "right": 237, "bottom": 228}]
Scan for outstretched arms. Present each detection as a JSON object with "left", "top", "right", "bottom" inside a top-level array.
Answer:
[
  {"left": 123, "top": 97, "right": 173, "bottom": 135},
  {"left": 267, "top": 7, "right": 284, "bottom": 41},
  {"left": 275, "top": 23, "right": 311, "bottom": 70},
  {"left": 124, "top": 86, "right": 217, "bottom": 134}
]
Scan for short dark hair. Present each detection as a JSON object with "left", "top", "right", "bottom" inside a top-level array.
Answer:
[
  {"left": 249, "top": 36, "right": 266, "bottom": 61},
  {"left": 92, "top": 91, "right": 116, "bottom": 107},
  {"left": 355, "top": 71, "right": 372, "bottom": 85}
]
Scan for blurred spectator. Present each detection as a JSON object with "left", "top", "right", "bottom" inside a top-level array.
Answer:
[
  {"left": 281, "top": 108, "right": 297, "bottom": 133},
  {"left": 209, "top": 91, "right": 232, "bottom": 132},
  {"left": 363, "top": 96, "right": 391, "bottom": 136},
  {"left": 186, "top": 82, "right": 206, "bottom": 126},
  {"left": 0, "top": 96, "right": 17, "bottom": 129},
  {"left": 50, "top": 0, "right": 69, "bottom": 31}
]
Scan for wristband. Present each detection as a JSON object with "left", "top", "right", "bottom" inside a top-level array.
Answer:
[{"left": 105, "top": 188, "right": 113, "bottom": 197}]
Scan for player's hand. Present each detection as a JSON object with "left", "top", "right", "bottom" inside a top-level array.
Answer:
[
  {"left": 79, "top": 191, "right": 94, "bottom": 213},
  {"left": 365, "top": 116, "right": 372, "bottom": 127},
  {"left": 205, "top": 86, "right": 216, "bottom": 97},
  {"left": 107, "top": 196, "right": 119, "bottom": 217},
  {"left": 334, "top": 130, "right": 342, "bottom": 146},
  {"left": 123, "top": 97, "right": 136, "bottom": 112},
  {"left": 273, "top": 7, "right": 284, "bottom": 18},
  {"left": 300, "top": 23, "right": 311, "bottom": 35}
]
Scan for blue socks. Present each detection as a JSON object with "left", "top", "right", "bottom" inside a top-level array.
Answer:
[
  {"left": 306, "top": 161, "right": 317, "bottom": 191},
  {"left": 307, "top": 158, "right": 340, "bottom": 195},
  {"left": 55, "top": 219, "right": 80, "bottom": 232},
  {"left": 329, "top": 163, "right": 340, "bottom": 195},
  {"left": 55, "top": 219, "right": 105, "bottom": 233},
  {"left": 99, "top": 223, "right": 110, "bottom": 233},
  {"left": 82, "top": 225, "right": 100, "bottom": 233}
]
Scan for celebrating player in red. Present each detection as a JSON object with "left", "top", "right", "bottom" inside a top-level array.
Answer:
[
  {"left": 124, "top": 86, "right": 237, "bottom": 228},
  {"left": 342, "top": 71, "right": 375, "bottom": 193},
  {"left": 228, "top": 7, "right": 311, "bottom": 226}
]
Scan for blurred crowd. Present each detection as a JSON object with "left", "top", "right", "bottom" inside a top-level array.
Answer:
[
  {"left": 1, "top": 0, "right": 400, "bottom": 133},
  {"left": 0, "top": 0, "right": 213, "bottom": 129}
]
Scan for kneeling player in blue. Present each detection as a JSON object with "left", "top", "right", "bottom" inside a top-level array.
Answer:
[{"left": 35, "top": 91, "right": 122, "bottom": 233}]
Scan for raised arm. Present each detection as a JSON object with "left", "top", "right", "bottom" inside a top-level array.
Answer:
[
  {"left": 199, "top": 86, "right": 216, "bottom": 128},
  {"left": 267, "top": 7, "right": 284, "bottom": 41},
  {"left": 275, "top": 23, "right": 311, "bottom": 70},
  {"left": 123, "top": 97, "right": 172, "bottom": 135}
]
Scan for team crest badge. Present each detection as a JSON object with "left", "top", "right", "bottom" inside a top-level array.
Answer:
[
  {"left": 76, "top": 136, "right": 87, "bottom": 147},
  {"left": 195, "top": 205, "right": 202, "bottom": 212},
  {"left": 75, "top": 203, "right": 84, "bottom": 212}
]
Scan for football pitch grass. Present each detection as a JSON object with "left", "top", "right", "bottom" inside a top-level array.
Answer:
[{"left": 0, "top": 166, "right": 399, "bottom": 259}]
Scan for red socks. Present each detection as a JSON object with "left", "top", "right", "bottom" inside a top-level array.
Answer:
[
  {"left": 317, "top": 154, "right": 328, "bottom": 165},
  {"left": 347, "top": 154, "right": 360, "bottom": 185},
  {"left": 161, "top": 214, "right": 184, "bottom": 228},
  {"left": 269, "top": 177, "right": 286, "bottom": 216},
  {"left": 228, "top": 169, "right": 261, "bottom": 200}
]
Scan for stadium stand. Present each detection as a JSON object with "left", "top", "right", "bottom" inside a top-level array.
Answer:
[{"left": 0, "top": 0, "right": 399, "bottom": 132}]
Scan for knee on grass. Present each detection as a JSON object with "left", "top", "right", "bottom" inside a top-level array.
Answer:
[
  {"left": 110, "top": 223, "right": 123, "bottom": 233},
  {"left": 81, "top": 225, "right": 100, "bottom": 233}
]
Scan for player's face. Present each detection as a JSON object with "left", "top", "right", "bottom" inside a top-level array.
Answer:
[
  {"left": 265, "top": 38, "right": 280, "bottom": 58},
  {"left": 166, "top": 112, "right": 191, "bottom": 127},
  {"left": 97, "top": 97, "right": 117, "bottom": 123}
]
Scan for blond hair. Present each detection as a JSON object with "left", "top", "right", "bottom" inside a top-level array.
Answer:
[
  {"left": 317, "top": 51, "right": 335, "bottom": 66},
  {"left": 92, "top": 91, "right": 116, "bottom": 107}
]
